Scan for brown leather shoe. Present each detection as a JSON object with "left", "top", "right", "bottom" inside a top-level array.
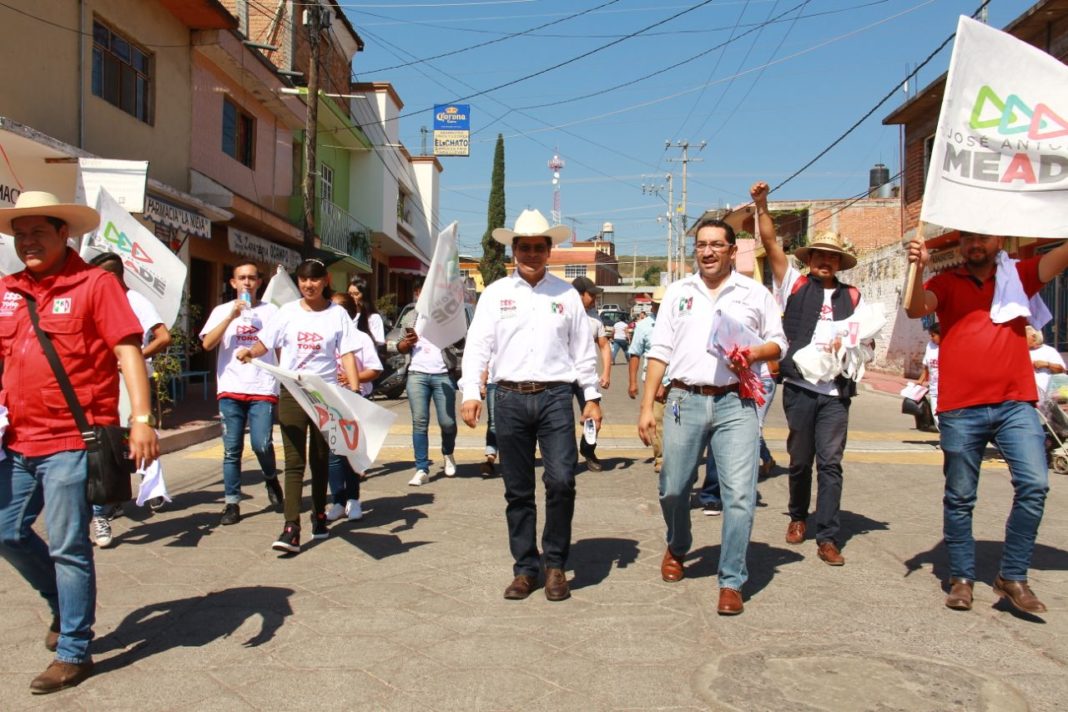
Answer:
[
  {"left": 817, "top": 540, "right": 845, "bottom": 566},
  {"left": 544, "top": 567, "right": 570, "bottom": 601},
  {"left": 661, "top": 548, "right": 685, "bottom": 582},
  {"left": 993, "top": 574, "right": 1047, "bottom": 614},
  {"left": 503, "top": 574, "right": 537, "bottom": 600},
  {"left": 945, "top": 578, "right": 974, "bottom": 611},
  {"left": 45, "top": 615, "right": 60, "bottom": 652},
  {"left": 30, "top": 660, "right": 93, "bottom": 694},
  {"left": 717, "top": 588, "right": 744, "bottom": 615},
  {"left": 785, "top": 520, "right": 806, "bottom": 545}
]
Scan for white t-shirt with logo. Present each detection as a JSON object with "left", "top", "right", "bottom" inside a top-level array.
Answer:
[
  {"left": 409, "top": 313, "right": 449, "bottom": 375},
  {"left": 337, "top": 325, "right": 383, "bottom": 396},
  {"left": 200, "top": 301, "right": 280, "bottom": 397},
  {"left": 257, "top": 301, "right": 360, "bottom": 385}
]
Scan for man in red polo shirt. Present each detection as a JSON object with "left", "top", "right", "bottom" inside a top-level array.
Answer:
[
  {"left": 906, "top": 231, "right": 1068, "bottom": 615},
  {"left": 0, "top": 192, "right": 158, "bottom": 694}
]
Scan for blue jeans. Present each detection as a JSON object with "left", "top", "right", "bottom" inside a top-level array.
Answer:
[
  {"left": 661, "top": 389, "right": 759, "bottom": 590},
  {"left": 485, "top": 383, "right": 497, "bottom": 456},
  {"left": 611, "top": 339, "right": 628, "bottom": 363},
  {"left": 0, "top": 449, "right": 95, "bottom": 663},
  {"left": 700, "top": 377, "right": 776, "bottom": 505},
  {"left": 407, "top": 371, "right": 457, "bottom": 472},
  {"left": 939, "top": 401, "right": 1048, "bottom": 581},
  {"left": 494, "top": 383, "right": 577, "bottom": 576},
  {"left": 219, "top": 398, "right": 277, "bottom": 505},
  {"left": 327, "top": 454, "right": 360, "bottom": 505}
]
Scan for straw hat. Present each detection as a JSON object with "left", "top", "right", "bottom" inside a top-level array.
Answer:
[
  {"left": 793, "top": 231, "right": 857, "bottom": 270},
  {"left": 491, "top": 208, "right": 571, "bottom": 246},
  {"left": 651, "top": 286, "right": 667, "bottom": 303},
  {"left": 0, "top": 191, "right": 100, "bottom": 237}
]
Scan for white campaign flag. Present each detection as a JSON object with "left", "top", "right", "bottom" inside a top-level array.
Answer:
[
  {"left": 0, "top": 142, "right": 25, "bottom": 276},
  {"left": 81, "top": 188, "right": 187, "bottom": 327},
  {"left": 922, "top": 16, "right": 1068, "bottom": 238},
  {"left": 252, "top": 361, "right": 396, "bottom": 472},
  {"left": 261, "top": 264, "right": 301, "bottom": 307},
  {"left": 415, "top": 221, "right": 467, "bottom": 349}
]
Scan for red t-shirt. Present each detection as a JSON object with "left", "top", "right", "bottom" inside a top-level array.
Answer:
[
  {"left": 926, "top": 256, "right": 1042, "bottom": 412},
  {"left": 0, "top": 250, "right": 143, "bottom": 457}
]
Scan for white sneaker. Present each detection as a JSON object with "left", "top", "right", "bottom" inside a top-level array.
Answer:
[
  {"left": 92, "top": 517, "right": 113, "bottom": 548},
  {"left": 408, "top": 469, "right": 430, "bottom": 486},
  {"left": 444, "top": 454, "right": 457, "bottom": 477},
  {"left": 324, "top": 503, "right": 345, "bottom": 522},
  {"left": 345, "top": 499, "right": 363, "bottom": 520}
]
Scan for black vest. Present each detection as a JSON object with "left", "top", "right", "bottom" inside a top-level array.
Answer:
[{"left": 781, "top": 277, "right": 859, "bottom": 398}]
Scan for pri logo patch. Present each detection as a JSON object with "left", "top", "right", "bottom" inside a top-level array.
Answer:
[
  {"left": 678, "top": 297, "right": 694, "bottom": 314},
  {"left": 549, "top": 302, "right": 565, "bottom": 315},
  {"left": 52, "top": 298, "right": 72, "bottom": 315}
]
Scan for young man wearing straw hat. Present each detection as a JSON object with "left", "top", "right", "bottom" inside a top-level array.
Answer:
[
  {"left": 754, "top": 181, "right": 862, "bottom": 567},
  {"left": 461, "top": 209, "right": 602, "bottom": 602},
  {"left": 0, "top": 191, "right": 158, "bottom": 693}
]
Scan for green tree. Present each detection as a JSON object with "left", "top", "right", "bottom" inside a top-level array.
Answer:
[
  {"left": 479, "top": 134, "right": 508, "bottom": 286},
  {"left": 643, "top": 265, "right": 662, "bottom": 286}
]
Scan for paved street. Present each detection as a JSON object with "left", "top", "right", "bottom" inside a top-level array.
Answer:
[{"left": 1, "top": 363, "right": 1065, "bottom": 710}]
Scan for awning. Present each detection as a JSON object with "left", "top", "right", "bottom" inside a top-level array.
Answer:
[{"left": 389, "top": 255, "right": 427, "bottom": 276}]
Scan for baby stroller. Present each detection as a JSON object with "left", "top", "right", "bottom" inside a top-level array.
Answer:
[{"left": 1038, "top": 373, "right": 1068, "bottom": 475}]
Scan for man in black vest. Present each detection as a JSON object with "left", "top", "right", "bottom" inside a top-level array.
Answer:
[{"left": 753, "top": 181, "right": 861, "bottom": 566}]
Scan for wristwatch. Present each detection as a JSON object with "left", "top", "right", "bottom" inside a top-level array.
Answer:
[{"left": 130, "top": 414, "right": 157, "bottom": 427}]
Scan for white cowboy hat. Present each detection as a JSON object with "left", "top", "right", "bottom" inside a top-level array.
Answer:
[
  {"left": 0, "top": 191, "right": 100, "bottom": 237},
  {"left": 793, "top": 231, "right": 857, "bottom": 271},
  {"left": 491, "top": 208, "right": 571, "bottom": 246}
]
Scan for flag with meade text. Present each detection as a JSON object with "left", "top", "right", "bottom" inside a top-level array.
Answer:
[
  {"left": 81, "top": 188, "right": 187, "bottom": 327},
  {"left": 253, "top": 361, "right": 396, "bottom": 472},
  {"left": 922, "top": 16, "right": 1068, "bottom": 238},
  {"left": 415, "top": 221, "right": 467, "bottom": 349}
]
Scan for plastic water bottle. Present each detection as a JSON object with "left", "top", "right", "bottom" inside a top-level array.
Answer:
[
  {"left": 583, "top": 418, "right": 597, "bottom": 446},
  {"left": 239, "top": 290, "right": 252, "bottom": 309}
]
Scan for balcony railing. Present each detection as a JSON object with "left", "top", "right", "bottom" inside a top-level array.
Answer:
[{"left": 319, "top": 198, "right": 372, "bottom": 270}]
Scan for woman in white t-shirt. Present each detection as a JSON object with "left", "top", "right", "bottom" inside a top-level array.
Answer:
[
  {"left": 237, "top": 259, "right": 360, "bottom": 554},
  {"left": 325, "top": 292, "right": 383, "bottom": 523},
  {"left": 1026, "top": 326, "right": 1066, "bottom": 397}
]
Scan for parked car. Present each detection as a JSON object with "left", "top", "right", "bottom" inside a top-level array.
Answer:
[
  {"left": 598, "top": 303, "right": 622, "bottom": 314},
  {"left": 374, "top": 301, "right": 475, "bottom": 399},
  {"left": 599, "top": 310, "right": 628, "bottom": 330}
]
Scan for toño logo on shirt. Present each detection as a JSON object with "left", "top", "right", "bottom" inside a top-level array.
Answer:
[
  {"left": 819, "top": 304, "right": 833, "bottom": 320},
  {"left": 500, "top": 298, "right": 516, "bottom": 318},
  {"left": 235, "top": 323, "right": 260, "bottom": 343},
  {"left": 297, "top": 331, "right": 323, "bottom": 351},
  {"left": 0, "top": 291, "right": 22, "bottom": 317},
  {"left": 549, "top": 302, "right": 564, "bottom": 315},
  {"left": 52, "top": 298, "right": 72, "bottom": 315}
]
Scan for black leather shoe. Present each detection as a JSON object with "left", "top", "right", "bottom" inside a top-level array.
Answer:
[
  {"left": 544, "top": 568, "right": 570, "bottom": 601},
  {"left": 584, "top": 455, "right": 603, "bottom": 472},
  {"left": 219, "top": 503, "right": 241, "bottom": 526},
  {"left": 504, "top": 574, "right": 537, "bottom": 600},
  {"left": 30, "top": 660, "right": 93, "bottom": 694},
  {"left": 45, "top": 615, "right": 60, "bottom": 652}
]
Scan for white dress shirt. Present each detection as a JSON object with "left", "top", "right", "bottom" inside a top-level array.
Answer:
[
  {"left": 648, "top": 271, "right": 786, "bottom": 387},
  {"left": 461, "top": 271, "right": 601, "bottom": 402}
]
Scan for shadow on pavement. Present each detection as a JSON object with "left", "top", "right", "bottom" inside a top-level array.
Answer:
[
  {"left": 93, "top": 586, "right": 295, "bottom": 671},
  {"left": 568, "top": 537, "right": 640, "bottom": 590},
  {"left": 838, "top": 510, "right": 890, "bottom": 547},
  {"left": 903, "top": 539, "right": 1068, "bottom": 584},
  {"left": 687, "top": 542, "right": 804, "bottom": 595}
]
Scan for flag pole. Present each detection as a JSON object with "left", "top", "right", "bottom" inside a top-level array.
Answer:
[{"left": 902, "top": 220, "right": 925, "bottom": 309}]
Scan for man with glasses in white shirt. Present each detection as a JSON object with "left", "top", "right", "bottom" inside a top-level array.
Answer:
[
  {"left": 461, "top": 209, "right": 602, "bottom": 603},
  {"left": 638, "top": 216, "right": 785, "bottom": 616}
]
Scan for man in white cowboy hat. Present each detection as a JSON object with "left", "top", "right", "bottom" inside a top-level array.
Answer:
[
  {"left": 754, "top": 181, "right": 862, "bottom": 567},
  {"left": 461, "top": 208, "right": 602, "bottom": 602},
  {"left": 0, "top": 191, "right": 158, "bottom": 693},
  {"left": 628, "top": 285, "right": 666, "bottom": 472},
  {"left": 638, "top": 212, "right": 785, "bottom": 616},
  {"left": 906, "top": 231, "right": 1068, "bottom": 614}
]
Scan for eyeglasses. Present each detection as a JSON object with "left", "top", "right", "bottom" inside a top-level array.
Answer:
[{"left": 694, "top": 241, "right": 732, "bottom": 253}]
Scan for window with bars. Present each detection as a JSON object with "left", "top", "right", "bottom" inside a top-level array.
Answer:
[
  {"left": 320, "top": 163, "right": 335, "bottom": 204},
  {"left": 222, "top": 97, "right": 256, "bottom": 167},
  {"left": 564, "top": 265, "right": 587, "bottom": 278},
  {"left": 91, "top": 19, "right": 152, "bottom": 123}
]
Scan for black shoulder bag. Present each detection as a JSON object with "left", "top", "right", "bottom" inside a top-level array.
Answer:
[{"left": 23, "top": 296, "right": 134, "bottom": 505}]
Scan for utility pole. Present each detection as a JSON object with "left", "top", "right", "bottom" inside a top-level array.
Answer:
[
  {"left": 667, "top": 140, "right": 706, "bottom": 279},
  {"left": 642, "top": 173, "right": 673, "bottom": 284},
  {"left": 301, "top": 1, "right": 327, "bottom": 258}
]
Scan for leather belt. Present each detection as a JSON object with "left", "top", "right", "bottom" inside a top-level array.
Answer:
[
  {"left": 496, "top": 380, "right": 570, "bottom": 394},
  {"left": 670, "top": 379, "right": 738, "bottom": 397}
]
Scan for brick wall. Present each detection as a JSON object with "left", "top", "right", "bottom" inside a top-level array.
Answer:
[{"left": 808, "top": 200, "right": 901, "bottom": 253}]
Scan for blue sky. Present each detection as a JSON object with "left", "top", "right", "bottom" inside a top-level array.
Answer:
[{"left": 347, "top": 0, "right": 1036, "bottom": 256}]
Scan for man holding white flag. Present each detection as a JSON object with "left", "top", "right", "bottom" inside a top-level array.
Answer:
[
  {"left": 398, "top": 223, "right": 467, "bottom": 486},
  {"left": 904, "top": 15, "right": 1068, "bottom": 615}
]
